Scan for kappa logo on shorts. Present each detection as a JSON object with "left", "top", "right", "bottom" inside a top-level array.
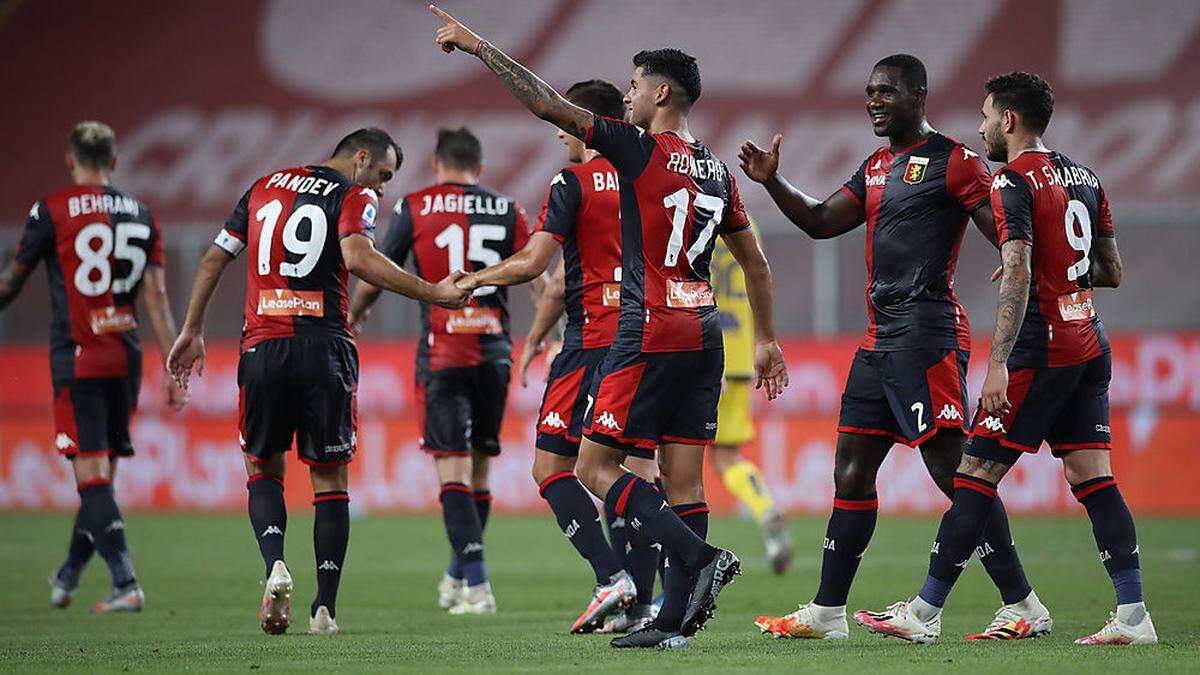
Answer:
[
  {"left": 595, "top": 410, "right": 622, "bottom": 432},
  {"left": 937, "top": 404, "right": 963, "bottom": 421},
  {"left": 55, "top": 433, "right": 76, "bottom": 450},
  {"left": 978, "top": 415, "right": 1007, "bottom": 433},
  {"left": 541, "top": 411, "right": 568, "bottom": 429}
]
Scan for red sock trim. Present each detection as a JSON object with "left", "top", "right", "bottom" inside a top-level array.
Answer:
[
  {"left": 76, "top": 478, "right": 111, "bottom": 491},
  {"left": 246, "top": 474, "right": 284, "bottom": 489},
  {"left": 833, "top": 497, "right": 879, "bottom": 511},
  {"left": 538, "top": 471, "right": 576, "bottom": 496},
  {"left": 313, "top": 491, "right": 349, "bottom": 505},
  {"left": 953, "top": 476, "right": 998, "bottom": 498},
  {"left": 614, "top": 475, "right": 638, "bottom": 517},
  {"left": 1072, "top": 478, "right": 1117, "bottom": 502},
  {"left": 473, "top": 490, "right": 493, "bottom": 503},
  {"left": 673, "top": 504, "right": 710, "bottom": 518},
  {"left": 440, "top": 482, "right": 472, "bottom": 497}
]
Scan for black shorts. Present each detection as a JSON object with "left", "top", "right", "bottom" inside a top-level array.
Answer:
[
  {"left": 837, "top": 347, "right": 970, "bottom": 447},
  {"left": 238, "top": 336, "right": 359, "bottom": 467},
  {"left": 536, "top": 347, "right": 653, "bottom": 460},
  {"left": 418, "top": 361, "right": 510, "bottom": 457},
  {"left": 52, "top": 371, "right": 141, "bottom": 458},
  {"left": 966, "top": 352, "right": 1112, "bottom": 465},
  {"left": 583, "top": 345, "right": 723, "bottom": 454}
]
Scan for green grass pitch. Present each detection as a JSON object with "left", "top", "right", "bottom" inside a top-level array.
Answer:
[{"left": 1, "top": 512, "right": 1197, "bottom": 673}]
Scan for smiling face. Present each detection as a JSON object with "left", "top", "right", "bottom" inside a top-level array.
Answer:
[
  {"left": 978, "top": 93, "right": 1010, "bottom": 162},
  {"left": 865, "top": 66, "right": 922, "bottom": 138},
  {"left": 624, "top": 66, "right": 660, "bottom": 130}
]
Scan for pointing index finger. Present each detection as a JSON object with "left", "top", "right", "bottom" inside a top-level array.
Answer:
[{"left": 429, "top": 4, "right": 455, "bottom": 23}]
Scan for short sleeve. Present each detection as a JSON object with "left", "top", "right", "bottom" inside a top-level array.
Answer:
[
  {"left": 718, "top": 174, "right": 751, "bottom": 235},
  {"left": 14, "top": 200, "right": 54, "bottom": 271},
  {"left": 534, "top": 171, "right": 583, "bottom": 243},
  {"left": 512, "top": 202, "right": 531, "bottom": 252},
  {"left": 1096, "top": 187, "right": 1114, "bottom": 238},
  {"left": 990, "top": 169, "right": 1034, "bottom": 245},
  {"left": 841, "top": 156, "right": 869, "bottom": 207},
  {"left": 338, "top": 186, "right": 379, "bottom": 241},
  {"left": 213, "top": 187, "right": 251, "bottom": 257},
  {"left": 147, "top": 212, "right": 165, "bottom": 266},
  {"left": 378, "top": 197, "right": 414, "bottom": 268},
  {"left": 946, "top": 144, "right": 992, "bottom": 212},
  {"left": 585, "top": 113, "right": 656, "bottom": 179}
]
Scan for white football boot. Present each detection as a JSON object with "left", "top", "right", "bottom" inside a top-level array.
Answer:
[
  {"left": 853, "top": 600, "right": 941, "bottom": 644},
  {"left": 437, "top": 574, "right": 465, "bottom": 610},
  {"left": 1075, "top": 610, "right": 1158, "bottom": 645},
  {"left": 308, "top": 605, "right": 340, "bottom": 635},
  {"left": 571, "top": 571, "right": 636, "bottom": 633},
  {"left": 599, "top": 603, "right": 657, "bottom": 634},
  {"left": 965, "top": 593, "right": 1053, "bottom": 640},
  {"left": 258, "top": 560, "right": 293, "bottom": 635},
  {"left": 755, "top": 603, "right": 849, "bottom": 639},
  {"left": 91, "top": 584, "right": 145, "bottom": 613},
  {"left": 48, "top": 571, "right": 78, "bottom": 609},
  {"left": 449, "top": 582, "right": 497, "bottom": 615}
]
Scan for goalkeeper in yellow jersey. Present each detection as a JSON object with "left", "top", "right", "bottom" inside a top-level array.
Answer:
[{"left": 710, "top": 221, "right": 793, "bottom": 574}]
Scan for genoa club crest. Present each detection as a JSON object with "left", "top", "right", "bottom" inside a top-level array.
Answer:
[{"left": 903, "top": 156, "right": 929, "bottom": 185}]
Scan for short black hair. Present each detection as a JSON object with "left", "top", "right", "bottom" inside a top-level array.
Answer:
[
  {"left": 434, "top": 127, "right": 482, "bottom": 170},
  {"left": 632, "top": 48, "right": 701, "bottom": 105},
  {"left": 331, "top": 127, "right": 402, "bottom": 167},
  {"left": 565, "top": 79, "right": 625, "bottom": 119},
  {"left": 873, "top": 54, "right": 928, "bottom": 92},
  {"left": 68, "top": 121, "right": 116, "bottom": 170},
  {"left": 986, "top": 71, "right": 1054, "bottom": 134}
]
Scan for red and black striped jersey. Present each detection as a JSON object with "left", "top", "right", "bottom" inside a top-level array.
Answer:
[
  {"left": 15, "top": 185, "right": 164, "bottom": 382},
  {"left": 842, "top": 133, "right": 991, "bottom": 352},
  {"left": 585, "top": 114, "right": 749, "bottom": 353},
  {"left": 992, "top": 150, "right": 1113, "bottom": 368},
  {"left": 534, "top": 157, "right": 622, "bottom": 350},
  {"left": 380, "top": 183, "right": 530, "bottom": 377},
  {"left": 214, "top": 165, "right": 378, "bottom": 351}
]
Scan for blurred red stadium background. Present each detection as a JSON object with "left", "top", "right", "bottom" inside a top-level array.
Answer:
[{"left": 2, "top": 0, "right": 1198, "bottom": 514}]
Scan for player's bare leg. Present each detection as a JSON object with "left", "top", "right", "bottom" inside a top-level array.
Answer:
[
  {"left": 711, "top": 443, "right": 791, "bottom": 574},
  {"left": 246, "top": 453, "right": 291, "bottom": 634},
  {"left": 50, "top": 455, "right": 116, "bottom": 608},
  {"left": 436, "top": 455, "right": 493, "bottom": 615},
  {"left": 1061, "top": 450, "right": 1156, "bottom": 645},
  {"left": 71, "top": 453, "right": 143, "bottom": 614},
  {"left": 757, "top": 432, "right": 887, "bottom": 639},
  {"left": 308, "top": 464, "right": 349, "bottom": 635},
  {"left": 599, "top": 454, "right": 660, "bottom": 633}
]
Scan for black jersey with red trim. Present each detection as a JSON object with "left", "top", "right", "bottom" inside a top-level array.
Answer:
[
  {"left": 842, "top": 133, "right": 992, "bottom": 352},
  {"left": 534, "top": 157, "right": 622, "bottom": 350},
  {"left": 15, "top": 185, "right": 164, "bottom": 382},
  {"left": 991, "top": 151, "right": 1113, "bottom": 369},
  {"left": 584, "top": 114, "right": 750, "bottom": 353},
  {"left": 380, "top": 183, "right": 530, "bottom": 377},
  {"left": 214, "top": 165, "right": 378, "bottom": 351}
]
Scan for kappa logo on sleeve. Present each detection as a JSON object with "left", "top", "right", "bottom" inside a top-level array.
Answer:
[{"left": 991, "top": 173, "right": 1016, "bottom": 191}]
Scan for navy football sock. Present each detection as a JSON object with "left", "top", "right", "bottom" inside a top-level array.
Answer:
[
  {"left": 78, "top": 481, "right": 136, "bottom": 589},
  {"left": 813, "top": 493, "right": 877, "bottom": 607},
  {"left": 976, "top": 496, "right": 1033, "bottom": 604},
  {"left": 919, "top": 474, "right": 998, "bottom": 608},
  {"left": 247, "top": 474, "right": 287, "bottom": 578},
  {"left": 604, "top": 473, "right": 714, "bottom": 570},
  {"left": 474, "top": 490, "right": 492, "bottom": 532},
  {"left": 603, "top": 487, "right": 629, "bottom": 569},
  {"left": 610, "top": 493, "right": 660, "bottom": 604},
  {"left": 540, "top": 472, "right": 621, "bottom": 584},
  {"left": 312, "top": 491, "right": 349, "bottom": 619},
  {"left": 1073, "top": 477, "right": 1143, "bottom": 605},
  {"left": 655, "top": 503, "right": 709, "bottom": 632},
  {"left": 57, "top": 505, "right": 95, "bottom": 583},
  {"left": 441, "top": 483, "right": 487, "bottom": 586}
]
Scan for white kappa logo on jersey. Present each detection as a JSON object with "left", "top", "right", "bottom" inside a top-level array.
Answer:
[
  {"left": 29, "top": 202, "right": 39, "bottom": 218},
  {"left": 962, "top": 147, "right": 979, "bottom": 160},
  {"left": 541, "top": 411, "right": 568, "bottom": 429},
  {"left": 871, "top": 159, "right": 882, "bottom": 170},
  {"left": 991, "top": 173, "right": 1016, "bottom": 191},
  {"left": 550, "top": 172, "right": 566, "bottom": 186},
  {"left": 596, "top": 410, "right": 622, "bottom": 432},
  {"left": 978, "top": 415, "right": 1007, "bottom": 433},
  {"left": 937, "top": 404, "right": 963, "bottom": 421},
  {"left": 261, "top": 525, "right": 283, "bottom": 538},
  {"left": 55, "top": 433, "right": 76, "bottom": 450}
]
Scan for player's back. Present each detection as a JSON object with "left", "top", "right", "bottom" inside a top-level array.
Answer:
[
  {"left": 388, "top": 182, "right": 529, "bottom": 373},
  {"left": 585, "top": 115, "right": 751, "bottom": 354},
  {"left": 536, "top": 157, "right": 623, "bottom": 350},
  {"left": 992, "top": 151, "right": 1112, "bottom": 368},
  {"left": 18, "top": 184, "right": 162, "bottom": 381},
  {"left": 215, "top": 165, "right": 379, "bottom": 350}
]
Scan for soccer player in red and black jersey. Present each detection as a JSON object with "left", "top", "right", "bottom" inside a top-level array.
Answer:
[
  {"left": 454, "top": 80, "right": 662, "bottom": 634},
  {"left": 349, "top": 127, "right": 530, "bottom": 616},
  {"left": 741, "top": 55, "right": 1045, "bottom": 640},
  {"left": 0, "top": 122, "right": 187, "bottom": 614},
  {"left": 431, "top": 6, "right": 789, "bottom": 649},
  {"left": 168, "top": 128, "right": 468, "bottom": 636},
  {"left": 855, "top": 72, "right": 1155, "bottom": 646}
]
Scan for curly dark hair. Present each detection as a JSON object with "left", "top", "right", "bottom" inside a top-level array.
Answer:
[
  {"left": 632, "top": 48, "right": 701, "bottom": 105},
  {"left": 986, "top": 71, "right": 1055, "bottom": 134}
]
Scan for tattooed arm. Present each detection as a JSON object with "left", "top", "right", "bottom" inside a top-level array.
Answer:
[
  {"left": 981, "top": 240, "right": 1032, "bottom": 415},
  {"left": 430, "top": 5, "right": 593, "bottom": 140},
  {"left": 0, "top": 261, "right": 30, "bottom": 311},
  {"left": 1089, "top": 237, "right": 1122, "bottom": 288}
]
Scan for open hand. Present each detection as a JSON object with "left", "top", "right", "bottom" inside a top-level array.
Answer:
[
  {"left": 518, "top": 338, "right": 543, "bottom": 387},
  {"left": 431, "top": 5, "right": 484, "bottom": 55},
  {"left": 163, "top": 371, "right": 190, "bottom": 412},
  {"left": 167, "top": 328, "right": 205, "bottom": 391},
  {"left": 739, "top": 134, "right": 782, "bottom": 184},
  {"left": 754, "top": 339, "right": 789, "bottom": 401}
]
